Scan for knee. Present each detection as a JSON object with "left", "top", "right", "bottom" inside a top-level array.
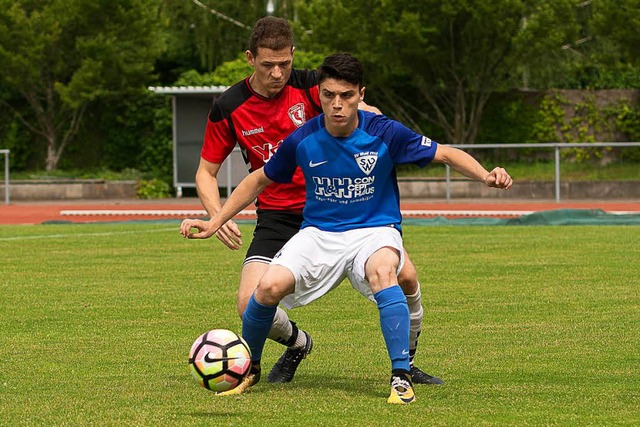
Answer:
[
  {"left": 398, "top": 258, "right": 418, "bottom": 293},
  {"left": 255, "top": 276, "right": 286, "bottom": 306},
  {"left": 368, "top": 264, "right": 398, "bottom": 293}
]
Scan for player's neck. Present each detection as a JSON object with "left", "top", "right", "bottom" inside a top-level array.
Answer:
[{"left": 248, "top": 74, "right": 278, "bottom": 99}]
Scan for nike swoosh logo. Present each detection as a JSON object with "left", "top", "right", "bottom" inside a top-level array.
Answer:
[
  {"left": 309, "top": 160, "right": 328, "bottom": 168},
  {"left": 401, "top": 349, "right": 409, "bottom": 355},
  {"left": 203, "top": 353, "right": 242, "bottom": 364}
]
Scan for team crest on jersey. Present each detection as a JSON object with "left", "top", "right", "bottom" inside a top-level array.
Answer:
[
  {"left": 288, "top": 103, "right": 306, "bottom": 127},
  {"left": 354, "top": 151, "right": 378, "bottom": 175}
]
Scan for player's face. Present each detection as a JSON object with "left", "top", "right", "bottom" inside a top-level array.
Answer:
[
  {"left": 247, "top": 46, "right": 293, "bottom": 98},
  {"left": 319, "top": 78, "right": 365, "bottom": 137}
]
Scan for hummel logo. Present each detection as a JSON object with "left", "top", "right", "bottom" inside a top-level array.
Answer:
[
  {"left": 204, "top": 353, "right": 240, "bottom": 364},
  {"left": 241, "top": 126, "right": 264, "bottom": 137},
  {"left": 309, "top": 160, "right": 328, "bottom": 168}
]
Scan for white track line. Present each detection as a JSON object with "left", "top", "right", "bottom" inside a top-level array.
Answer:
[
  {"left": 0, "top": 227, "right": 176, "bottom": 242},
  {"left": 59, "top": 208, "right": 640, "bottom": 218},
  {"left": 60, "top": 208, "right": 529, "bottom": 217},
  {"left": 400, "top": 210, "right": 640, "bottom": 216},
  {"left": 60, "top": 209, "right": 252, "bottom": 217},
  {"left": 401, "top": 210, "right": 533, "bottom": 217}
]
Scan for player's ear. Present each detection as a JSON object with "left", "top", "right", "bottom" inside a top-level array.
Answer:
[
  {"left": 359, "top": 86, "right": 366, "bottom": 101},
  {"left": 246, "top": 50, "right": 255, "bottom": 67}
]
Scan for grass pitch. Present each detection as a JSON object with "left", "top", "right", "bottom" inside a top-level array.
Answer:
[{"left": 0, "top": 222, "right": 638, "bottom": 426}]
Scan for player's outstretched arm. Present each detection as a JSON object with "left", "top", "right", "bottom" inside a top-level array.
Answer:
[
  {"left": 180, "top": 168, "right": 273, "bottom": 240},
  {"left": 195, "top": 158, "right": 244, "bottom": 250},
  {"left": 433, "top": 145, "right": 513, "bottom": 190}
]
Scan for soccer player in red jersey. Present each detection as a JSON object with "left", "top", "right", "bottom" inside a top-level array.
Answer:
[{"left": 193, "top": 17, "right": 442, "bottom": 394}]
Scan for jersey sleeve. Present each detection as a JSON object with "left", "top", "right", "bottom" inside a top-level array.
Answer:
[
  {"left": 365, "top": 113, "right": 438, "bottom": 167},
  {"left": 200, "top": 102, "right": 237, "bottom": 164},
  {"left": 263, "top": 131, "right": 300, "bottom": 183},
  {"left": 308, "top": 85, "right": 320, "bottom": 110},
  {"left": 289, "top": 69, "right": 322, "bottom": 113}
]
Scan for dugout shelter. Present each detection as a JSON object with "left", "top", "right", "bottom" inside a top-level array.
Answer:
[{"left": 148, "top": 86, "right": 248, "bottom": 197}]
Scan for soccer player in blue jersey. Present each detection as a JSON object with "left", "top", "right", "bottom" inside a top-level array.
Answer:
[
  {"left": 195, "top": 17, "right": 438, "bottom": 393},
  {"left": 181, "top": 53, "right": 513, "bottom": 404}
]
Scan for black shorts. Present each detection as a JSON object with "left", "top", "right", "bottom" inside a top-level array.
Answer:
[{"left": 244, "top": 209, "right": 303, "bottom": 265}]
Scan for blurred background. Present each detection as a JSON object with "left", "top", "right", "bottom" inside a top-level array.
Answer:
[{"left": 1, "top": 0, "right": 638, "bottom": 198}]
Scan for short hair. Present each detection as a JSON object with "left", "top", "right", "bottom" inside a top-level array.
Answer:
[
  {"left": 317, "top": 53, "right": 364, "bottom": 88},
  {"left": 249, "top": 17, "right": 294, "bottom": 56}
]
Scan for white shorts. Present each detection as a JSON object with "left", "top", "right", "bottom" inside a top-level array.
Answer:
[{"left": 271, "top": 226, "right": 405, "bottom": 309}]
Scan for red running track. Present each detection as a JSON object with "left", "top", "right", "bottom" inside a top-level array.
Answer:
[{"left": 1, "top": 198, "right": 639, "bottom": 225}]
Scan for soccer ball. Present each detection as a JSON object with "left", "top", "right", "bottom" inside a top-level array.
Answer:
[{"left": 188, "top": 329, "right": 252, "bottom": 392}]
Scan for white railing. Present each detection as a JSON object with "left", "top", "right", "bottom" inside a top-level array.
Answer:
[
  {"left": 446, "top": 142, "right": 640, "bottom": 202},
  {"left": 1, "top": 149, "right": 8, "bottom": 205}
]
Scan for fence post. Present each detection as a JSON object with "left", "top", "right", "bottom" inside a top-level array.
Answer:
[
  {"left": 554, "top": 145, "right": 561, "bottom": 202},
  {"left": 1, "top": 149, "right": 9, "bottom": 205},
  {"left": 445, "top": 164, "right": 451, "bottom": 202}
]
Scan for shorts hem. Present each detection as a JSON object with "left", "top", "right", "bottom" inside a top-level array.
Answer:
[{"left": 243, "top": 255, "right": 272, "bottom": 266}]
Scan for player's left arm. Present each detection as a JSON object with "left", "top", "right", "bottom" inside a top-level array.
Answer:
[
  {"left": 180, "top": 168, "right": 273, "bottom": 239},
  {"left": 432, "top": 144, "right": 513, "bottom": 189}
]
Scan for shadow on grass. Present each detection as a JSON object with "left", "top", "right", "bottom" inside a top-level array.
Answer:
[{"left": 268, "top": 372, "right": 386, "bottom": 399}]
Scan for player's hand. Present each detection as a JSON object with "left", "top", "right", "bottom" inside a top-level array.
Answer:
[
  {"left": 214, "top": 219, "right": 243, "bottom": 250},
  {"left": 180, "top": 218, "right": 216, "bottom": 239},
  {"left": 484, "top": 167, "right": 513, "bottom": 189},
  {"left": 358, "top": 100, "right": 382, "bottom": 115}
]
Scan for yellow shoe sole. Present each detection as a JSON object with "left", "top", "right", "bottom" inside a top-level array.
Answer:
[
  {"left": 387, "top": 388, "right": 416, "bottom": 404},
  {"left": 215, "top": 373, "right": 258, "bottom": 396}
]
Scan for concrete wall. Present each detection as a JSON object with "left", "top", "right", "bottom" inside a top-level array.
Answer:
[{"left": 2, "top": 180, "right": 137, "bottom": 201}]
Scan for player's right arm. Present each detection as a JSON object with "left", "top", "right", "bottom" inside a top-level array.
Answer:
[
  {"left": 195, "top": 158, "right": 244, "bottom": 250},
  {"left": 181, "top": 168, "right": 273, "bottom": 240},
  {"left": 192, "top": 92, "right": 247, "bottom": 249},
  {"left": 432, "top": 145, "right": 513, "bottom": 189}
]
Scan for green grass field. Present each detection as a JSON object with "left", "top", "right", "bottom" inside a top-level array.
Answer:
[{"left": 1, "top": 222, "right": 638, "bottom": 426}]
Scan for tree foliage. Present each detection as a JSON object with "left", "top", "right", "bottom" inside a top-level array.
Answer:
[
  {"left": 593, "top": 0, "right": 640, "bottom": 66},
  {"left": 0, "top": 0, "right": 164, "bottom": 171},
  {"left": 175, "top": 50, "right": 325, "bottom": 86},
  {"left": 0, "top": 0, "right": 638, "bottom": 175},
  {"left": 296, "top": 0, "right": 581, "bottom": 144},
  {"left": 157, "top": 0, "right": 313, "bottom": 80}
]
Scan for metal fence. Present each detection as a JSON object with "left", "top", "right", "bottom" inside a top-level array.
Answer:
[
  {"left": 445, "top": 142, "right": 640, "bottom": 202},
  {"left": 1, "top": 149, "right": 8, "bottom": 205},
  {"left": 1, "top": 143, "right": 639, "bottom": 204},
  {"left": 221, "top": 142, "right": 640, "bottom": 202}
]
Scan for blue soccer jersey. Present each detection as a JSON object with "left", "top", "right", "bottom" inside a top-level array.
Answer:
[{"left": 263, "top": 110, "right": 438, "bottom": 232}]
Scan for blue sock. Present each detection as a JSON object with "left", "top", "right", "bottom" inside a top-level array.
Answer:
[
  {"left": 374, "top": 285, "right": 410, "bottom": 373},
  {"left": 242, "top": 294, "right": 277, "bottom": 362}
]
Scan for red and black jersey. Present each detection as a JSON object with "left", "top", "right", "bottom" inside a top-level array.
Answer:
[{"left": 201, "top": 69, "right": 321, "bottom": 212}]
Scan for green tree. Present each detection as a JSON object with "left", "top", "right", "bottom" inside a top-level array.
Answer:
[
  {"left": 593, "top": 0, "right": 640, "bottom": 66},
  {"left": 528, "top": 0, "right": 640, "bottom": 89},
  {"left": 175, "top": 50, "right": 324, "bottom": 86},
  {"left": 296, "top": 0, "right": 579, "bottom": 144},
  {"left": 158, "top": 0, "right": 266, "bottom": 78},
  {"left": 0, "top": 0, "right": 164, "bottom": 171}
]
